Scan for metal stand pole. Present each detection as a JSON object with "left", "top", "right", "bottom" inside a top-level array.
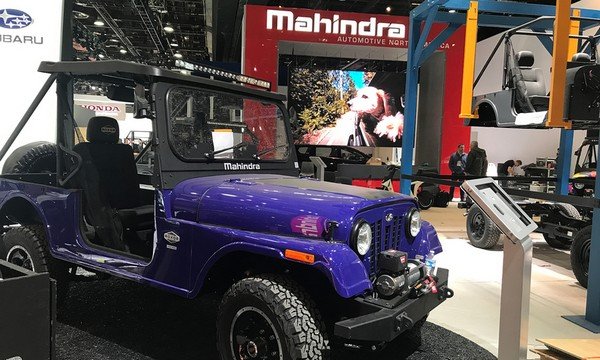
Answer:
[{"left": 498, "top": 235, "right": 533, "bottom": 360}]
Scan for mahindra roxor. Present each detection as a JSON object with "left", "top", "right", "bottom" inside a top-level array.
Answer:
[{"left": 0, "top": 60, "right": 452, "bottom": 359}]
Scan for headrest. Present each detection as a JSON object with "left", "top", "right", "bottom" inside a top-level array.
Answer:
[
  {"left": 517, "top": 51, "right": 534, "bottom": 67},
  {"left": 572, "top": 52, "right": 591, "bottom": 62},
  {"left": 87, "top": 116, "right": 119, "bottom": 144}
]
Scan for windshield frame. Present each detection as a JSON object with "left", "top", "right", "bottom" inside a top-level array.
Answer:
[{"left": 165, "top": 84, "right": 291, "bottom": 164}]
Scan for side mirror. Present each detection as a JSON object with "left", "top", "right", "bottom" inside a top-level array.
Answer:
[{"left": 134, "top": 84, "right": 149, "bottom": 118}]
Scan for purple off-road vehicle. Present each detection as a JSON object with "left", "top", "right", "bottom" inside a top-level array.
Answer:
[{"left": 0, "top": 60, "right": 452, "bottom": 359}]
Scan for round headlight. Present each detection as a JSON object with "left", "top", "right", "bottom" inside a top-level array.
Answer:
[
  {"left": 574, "top": 182, "right": 585, "bottom": 190},
  {"left": 352, "top": 221, "right": 372, "bottom": 256},
  {"left": 407, "top": 208, "right": 421, "bottom": 238}
]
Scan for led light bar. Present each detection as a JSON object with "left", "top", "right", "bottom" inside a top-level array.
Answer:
[{"left": 174, "top": 60, "right": 271, "bottom": 90}]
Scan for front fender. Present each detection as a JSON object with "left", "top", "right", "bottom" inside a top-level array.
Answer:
[{"left": 190, "top": 228, "right": 371, "bottom": 299}]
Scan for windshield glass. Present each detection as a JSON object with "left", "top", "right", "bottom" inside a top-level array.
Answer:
[{"left": 167, "top": 86, "right": 289, "bottom": 161}]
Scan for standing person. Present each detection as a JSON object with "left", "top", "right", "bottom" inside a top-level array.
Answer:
[
  {"left": 448, "top": 144, "right": 467, "bottom": 201},
  {"left": 465, "top": 141, "right": 488, "bottom": 176}
]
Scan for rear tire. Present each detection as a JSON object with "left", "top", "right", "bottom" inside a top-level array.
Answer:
[
  {"left": 466, "top": 205, "right": 501, "bottom": 249},
  {"left": 217, "top": 274, "right": 329, "bottom": 360},
  {"left": 571, "top": 225, "right": 591, "bottom": 288},
  {"left": 1, "top": 225, "right": 69, "bottom": 303},
  {"left": 1, "top": 141, "right": 56, "bottom": 174}
]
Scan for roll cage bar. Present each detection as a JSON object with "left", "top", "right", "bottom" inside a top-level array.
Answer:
[{"left": 474, "top": 16, "right": 600, "bottom": 90}]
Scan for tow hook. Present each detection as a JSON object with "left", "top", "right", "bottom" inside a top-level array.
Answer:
[{"left": 437, "top": 286, "right": 454, "bottom": 300}]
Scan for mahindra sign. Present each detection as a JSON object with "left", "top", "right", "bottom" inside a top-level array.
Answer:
[{"left": 266, "top": 9, "right": 405, "bottom": 39}]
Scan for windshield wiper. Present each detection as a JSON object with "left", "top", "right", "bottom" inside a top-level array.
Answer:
[
  {"left": 204, "top": 141, "right": 254, "bottom": 160},
  {"left": 254, "top": 144, "right": 289, "bottom": 159}
]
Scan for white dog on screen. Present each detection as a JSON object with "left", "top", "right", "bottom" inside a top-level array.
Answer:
[{"left": 347, "top": 87, "right": 404, "bottom": 143}]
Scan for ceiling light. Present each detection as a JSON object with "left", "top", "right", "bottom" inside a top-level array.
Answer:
[
  {"left": 386, "top": 6, "right": 392, "bottom": 13},
  {"left": 163, "top": 23, "right": 174, "bottom": 33},
  {"left": 93, "top": 17, "right": 104, "bottom": 26},
  {"left": 174, "top": 52, "right": 183, "bottom": 59},
  {"left": 449, "top": 9, "right": 456, "bottom": 13},
  {"left": 184, "top": 36, "right": 189, "bottom": 40},
  {"left": 170, "top": 41, "right": 179, "bottom": 47},
  {"left": 110, "top": 38, "right": 119, "bottom": 43},
  {"left": 73, "top": 11, "right": 89, "bottom": 20},
  {"left": 98, "top": 53, "right": 105, "bottom": 59},
  {"left": 119, "top": 48, "right": 127, "bottom": 54}
]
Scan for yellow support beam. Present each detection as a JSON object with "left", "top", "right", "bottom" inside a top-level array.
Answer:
[
  {"left": 547, "top": 0, "right": 572, "bottom": 129},
  {"left": 568, "top": 9, "right": 581, "bottom": 59},
  {"left": 459, "top": 1, "right": 479, "bottom": 119}
]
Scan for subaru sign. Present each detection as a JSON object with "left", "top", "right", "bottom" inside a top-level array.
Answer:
[{"left": 0, "top": 9, "right": 32, "bottom": 29}]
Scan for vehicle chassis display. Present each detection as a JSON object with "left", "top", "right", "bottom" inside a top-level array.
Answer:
[{"left": 0, "top": 60, "right": 452, "bottom": 359}]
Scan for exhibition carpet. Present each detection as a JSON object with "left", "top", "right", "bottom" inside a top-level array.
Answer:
[{"left": 55, "top": 277, "right": 496, "bottom": 360}]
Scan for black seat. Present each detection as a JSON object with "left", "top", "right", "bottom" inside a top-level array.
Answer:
[
  {"left": 517, "top": 51, "right": 549, "bottom": 111},
  {"left": 73, "top": 116, "right": 153, "bottom": 250}
]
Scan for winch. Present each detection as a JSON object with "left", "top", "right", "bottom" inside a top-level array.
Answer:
[{"left": 375, "top": 249, "right": 424, "bottom": 298}]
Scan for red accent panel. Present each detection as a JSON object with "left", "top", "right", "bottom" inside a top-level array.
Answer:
[
  {"left": 351, "top": 179, "right": 400, "bottom": 192},
  {"left": 243, "top": 5, "right": 469, "bottom": 197}
]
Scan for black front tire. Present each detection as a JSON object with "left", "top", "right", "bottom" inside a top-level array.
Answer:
[
  {"left": 217, "top": 274, "right": 329, "bottom": 360},
  {"left": 1, "top": 225, "right": 69, "bottom": 303},
  {"left": 571, "top": 225, "right": 591, "bottom": 288},
  {"left": 466, "top": 205, "right": 501, "bottom": 249}
]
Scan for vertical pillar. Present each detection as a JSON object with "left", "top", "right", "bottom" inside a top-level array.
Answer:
[
  {"left": 400, "top": 14, "right": 422, "bottom": 195},
  {"left": 547, "top": 0, "right": 572, "bottom": 128},
  {"left": 459, "top": 1, "right": 479, "bottom": 119},
  {"left": 555, "top": 129, "right": 573, "bottom": 195}
]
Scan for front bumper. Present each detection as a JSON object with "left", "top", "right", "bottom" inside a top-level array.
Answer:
[{"left": 334, "top": 268, "right": 450, "bottom": 343}]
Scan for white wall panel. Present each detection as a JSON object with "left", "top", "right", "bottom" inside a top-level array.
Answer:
[{"left": 0, "top": 0, "right": 63, "bottom": 167}]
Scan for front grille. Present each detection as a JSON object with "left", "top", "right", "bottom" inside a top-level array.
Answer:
[{"left": 365, "top": 215, "right": 404, "bottom": 277}]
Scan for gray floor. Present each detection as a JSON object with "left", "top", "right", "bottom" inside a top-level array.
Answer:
[{"left": 422, "top": 204, "right": 600, "bottom": 359}]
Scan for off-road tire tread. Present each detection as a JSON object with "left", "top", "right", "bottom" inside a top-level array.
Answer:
[
  {"left": 555, "top": 203, "right": 582, "bottom": 220},
  {"left": 2, "top": 225, "right": 68, "bottom": 300},
  {"left": 217, "top": 274, "right": 330, "bottom": 360},
  {"left": 571, "top": 225, "right": 591, "bottom": 288},
  {"left": 467, "top": 205, "right": 501, "bottom": 249},
  {"left": 2, "top": 142, "right": 57, "bottom": 174}
]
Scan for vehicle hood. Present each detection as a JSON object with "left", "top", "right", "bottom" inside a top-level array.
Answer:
[{"left": 169, "top": 174, "right": 414, "bottom": 240}]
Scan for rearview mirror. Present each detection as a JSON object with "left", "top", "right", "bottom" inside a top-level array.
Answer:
[{"left": 107, "top": 85, "right": 134, "bottom": 102}]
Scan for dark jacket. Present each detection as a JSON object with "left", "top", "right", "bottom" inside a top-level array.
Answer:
[
  {"left": 465, "top": 147, "right": 488, "bottom": 176},
  {"left": 498, "top": 160, "right": 515, "bottom": 176},
  {"left": 449, "top": 152, "right": 466, "bottom": 174}
]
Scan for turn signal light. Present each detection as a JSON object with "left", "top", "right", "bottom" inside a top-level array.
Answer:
[{"left": 284, "top": 249, "right": 315, "bottom": 264}]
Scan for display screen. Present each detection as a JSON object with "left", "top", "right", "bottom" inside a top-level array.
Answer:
[{"left": 288, "top": 68, "right": 406, "bottom": 147}]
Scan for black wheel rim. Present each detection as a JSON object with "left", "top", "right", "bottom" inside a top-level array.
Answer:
[
  {"left": 580, "top": 239, "right": 591, "bottom": 277},
  {"left": 470, "top": 212, "right": 485, "bottom": 240},
  {"left": 6, "top": 245, "right": 35, "bottom": 271},
  {"left": 230, "top": 306, "right": 283, "bottom": 360}
]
